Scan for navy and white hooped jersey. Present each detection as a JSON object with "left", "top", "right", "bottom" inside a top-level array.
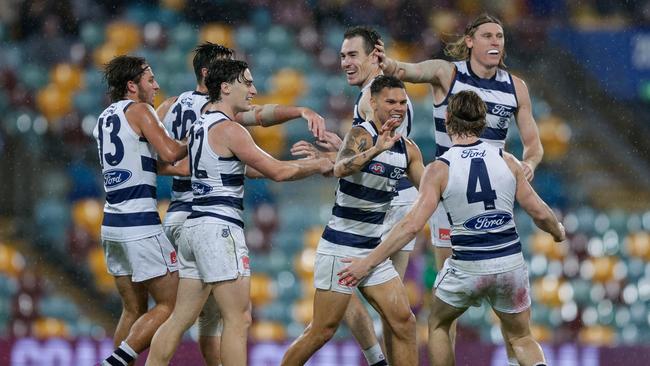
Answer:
[
  {"left": 433, "top": 61, "right": 518, "bottom": 157},
  {"left": 185, "top": 111, "right": 245, "bottom": 229},
  {"left": 94, "top": 100, "right": 162, "bottom": 241},
  {"left": 161, "top": 90, "right": 210, "bottom": 225},
  {"left": 438, "top": 141, "right": 523, "bottom": 274},
  {"left": 318, "top": 121, "right": 409, "bottom": 257},
  {"left": 353, "top": 77, "right": 416, "bottom": 206}
]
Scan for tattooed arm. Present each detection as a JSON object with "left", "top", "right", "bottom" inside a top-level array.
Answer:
[{"left": 333, "top": 126, "right": 401, "bottom": 178}]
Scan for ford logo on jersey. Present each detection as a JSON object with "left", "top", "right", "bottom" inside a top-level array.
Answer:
[
  {"left": 192, "top": 182, "right": 213, "bottom": 195},
  {"left": 369, "top": 162, "right": 385, "bottom": 175},
  {"left": 463, "top": 211, "right": 512, "bottom": 231},
  {"left": 103, "top": 169, "right": 132, "bottom": 188}
]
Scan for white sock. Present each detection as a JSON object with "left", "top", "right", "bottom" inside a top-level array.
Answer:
[{"left": 362, "top": 343, "right": 386, "bottom": 365}]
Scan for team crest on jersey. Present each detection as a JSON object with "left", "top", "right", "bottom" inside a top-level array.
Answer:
[
  {"left": 103, "top": 169, "right": 132, "bottom": 188},
  {"left": 180, "top": 96, "right": 194, "bottom": 108},
  {"left": 192, "top": 182, "right": 213, "bottom": 195},
  {"left": 369, "top": 162, "right": 386, "bottom": 175},
  {"left": 463, "top": 211, "right": 512, "bottom": 231}
]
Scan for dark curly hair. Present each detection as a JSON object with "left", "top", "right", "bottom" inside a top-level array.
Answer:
[
  {"left": 205, "top": 59, "right": 249, "bottom": 103},
  {"left": 370, "top": 75, "right": 405, "bottom": 96}
]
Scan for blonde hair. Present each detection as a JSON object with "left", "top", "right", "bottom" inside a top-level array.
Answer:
[{"left": 444, "top": 13, "right": 507, "bottom": 69}]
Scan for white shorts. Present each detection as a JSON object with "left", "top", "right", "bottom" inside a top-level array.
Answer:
[
  {"left": 198, "top": 295, "right": 223, "bottom": 337},
  {"left": 434, "top": 260, "right": 531, "bottom": 314},
  {"left": 178, "top": 222, "right": 251, "bottom": 283},
  {"left": 102, "top": 232, "right": 178, "bottom": 283},
  {"left": 314, "top": 253, "right": 398, "bottom": 295},
  {"left": 383, "top": 204, "right": 415, "bottom": 251},
  {"left": 429, "top": 204, "right": 451, "bottom": 248}
]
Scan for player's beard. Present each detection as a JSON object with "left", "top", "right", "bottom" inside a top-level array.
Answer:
[{"left": 138, "top": 88, "right": 153, "bottom": 107}]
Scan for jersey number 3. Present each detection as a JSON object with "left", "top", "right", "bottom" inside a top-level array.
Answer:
[
  {"left": 466, "top": 158, "right": 497, "bottom": 210},
  {"left": 97, "top": 114, "right": 124, "bottom": 168}
]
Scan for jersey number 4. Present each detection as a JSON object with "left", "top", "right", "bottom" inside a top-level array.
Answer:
[
  {"left": 188, "top": 127, "right": 208, "bottom": 179},
  {"left": 97, "top": 114, "right": 124, "bottom": 168},
  {"left": 466, "top": 158, "right": 497, "bottom": 210}
]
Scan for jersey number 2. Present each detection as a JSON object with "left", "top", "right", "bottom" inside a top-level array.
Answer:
[
  {"left": 188, "top": 127, "right": 208, "bottom": 179},
  {"left": 466, "top": 158, "right": 496, "bottom": 210},
  {"left": 171, "top": 104, "right": 197, "bottom": 139}
]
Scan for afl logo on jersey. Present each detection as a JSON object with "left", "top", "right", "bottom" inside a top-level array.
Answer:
[
  {"left": 103, "top": 169, "right": 132, "bottom": 188},
  {"left": 463, "top": 211, "right": 512, "bottom": 231},
  {"left": 369, "top": 162, "right": 386, "bottom": 175},
  {"left": 192, "top": 182, "right": 213, "bottom": 196}
]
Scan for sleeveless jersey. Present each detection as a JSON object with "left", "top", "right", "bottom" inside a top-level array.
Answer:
[
  {"left": 185, "top": 111, "right": 245, "bottom": 228},
  {"left": 94, "top": 100, "right": 162, "bottom": 241},
  {"left": 318, "top": 121, "right": 409, "bottom": 257},
  {"left": 161, "top": 91, "right": 210, "bottom": 225},
  {"left": 353, "top": 77, "right": 416, "bottom": 206},
  {"left": 433, "top": 61, "right": 518, "bottom": 157},
  {"left": 438, "top": 141, "right": 523, "bottom": 274}
]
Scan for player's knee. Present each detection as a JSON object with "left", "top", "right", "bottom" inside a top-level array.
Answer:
[
  {"left": 389, "top": 310, "right": 416, "bottom": 340},
  {"left": 122, "top": 302, "right": 147, "bottom": 319},
  {"left": 310, "top": 323, "right": 337, "bottom": 346}
]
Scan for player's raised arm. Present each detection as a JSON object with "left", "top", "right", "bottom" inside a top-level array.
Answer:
[
  {"left": 512, "top": 76, "right": 543, "bottom": 181},
  {"left": 503, "top": 152, "right": 564, "bottom": 242},
  {"left": 235, "top": 104, "right": 326, "bottom": 140},
  {"left": 375, "top": 40, "right": 454, "bottom": 86}
]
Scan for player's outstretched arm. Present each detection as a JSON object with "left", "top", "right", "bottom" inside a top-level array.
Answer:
[
  {"left": 126, "top": 103, "right": 187, "bottom": 163},
  {"left": 235, "top": 104, "right": 326, "bottom": 140},
  {"left": 375, "top": 40, "right": 453, "bottom": 86},
  {"left": 157, "top": 157, "right": 189, "bottom": 176},
  {"left": 219, "top": 121, "right": 332, "bottom": 181},
  {"left": 338, "top": 161, "right": 447, "bottom": 285},
  {"left": 513, "top": 76, "right": 543, "bottom": 181},
  {"left": 503, "top": 152, "right": 564, "bottom": 242},
  {"left": 405, "top": 138, "right": 425, "bottom": 189},
  {"left": 334, "top": 125, "right": 400, "bottom": 178}
]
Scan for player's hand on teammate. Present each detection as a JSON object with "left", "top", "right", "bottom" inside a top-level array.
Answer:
[
  {"left": 315, "top": 131, "right": 343, "bottom": 152},
  {"left": 300, "top": 107, "right": 326, "bottom": 140},
  {"left": 318, "top": 158, "right": 335, "bottom": 176},
  {"left": 521, "top": 160, "right": 535, "bottom": 181},
  {"left": 374, "top": 40, "right": 387, "bottom": 70},
  {"left": 291, "top": 141, "right": 320, "bottom": 159},
  {"left": 337, "top": 257, "right": 371, "bottom": 287},
  {"left": 375, "top": 126, "right": 401, "bottom": 152}
]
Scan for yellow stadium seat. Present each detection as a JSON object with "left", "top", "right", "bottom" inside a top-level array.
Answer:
[
  {"left": 626, "top": 232, "right": 650, "bottom": 261},
  {"left": 590, "top": 256, "right": 617, "bottom": 283},
  {"left": 292, "top": 297, "right": 314, "bottom": 325},
  {"left": 532, "top": 276, "right": 562, "bottom": 307},
  {"left": 72, "top": 199, "right": 103, "bottom": 239},
  {"left": 294, "top": 248, "right": 316, "bottom": 279},
  {"left": 250, "top": 321, "right": 287, "bottom": 341},
  {"left": 578, "top": 325, "right": 615, "bottom": 346},
  {"left": 250, "top": 274, "right": 275, "bottom": 306},
  {"left": 51, "top": 64, "right": 84, "bottom": 93},
  {"left": 36, "top": 84, "right": 72, "bottom": 122},
  {"left": 161, "top": 0, "right": 186, "bottom": 11},
  {"left": 270, "top": 69, "right": 306, "bottom": 100},
  {"left": 249, "top": 125, "right": 286, "bottom": 158},
  {"left": 303, "top": 226, "right": 324, "bottom": 249},
  {"left": 89, "top": 247, "right": 114, "bottom": 293},
  {"left": 538, "top": 115, "right": 570, "bottom": 161},
  {"left": 199, "top": 23, "right": 234, "bottom": 49},
  {"left": 32, "top": 318, "right": 70, "bottom": 339},
  {"left": 105, "top": 22, "right": 141, "bottom": 53},
  {"left": 530, "top": 231, "right": 566, "bottom": 260},
  {"left": 0, "top": 244, "right": 25, "bottom": 277}
]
